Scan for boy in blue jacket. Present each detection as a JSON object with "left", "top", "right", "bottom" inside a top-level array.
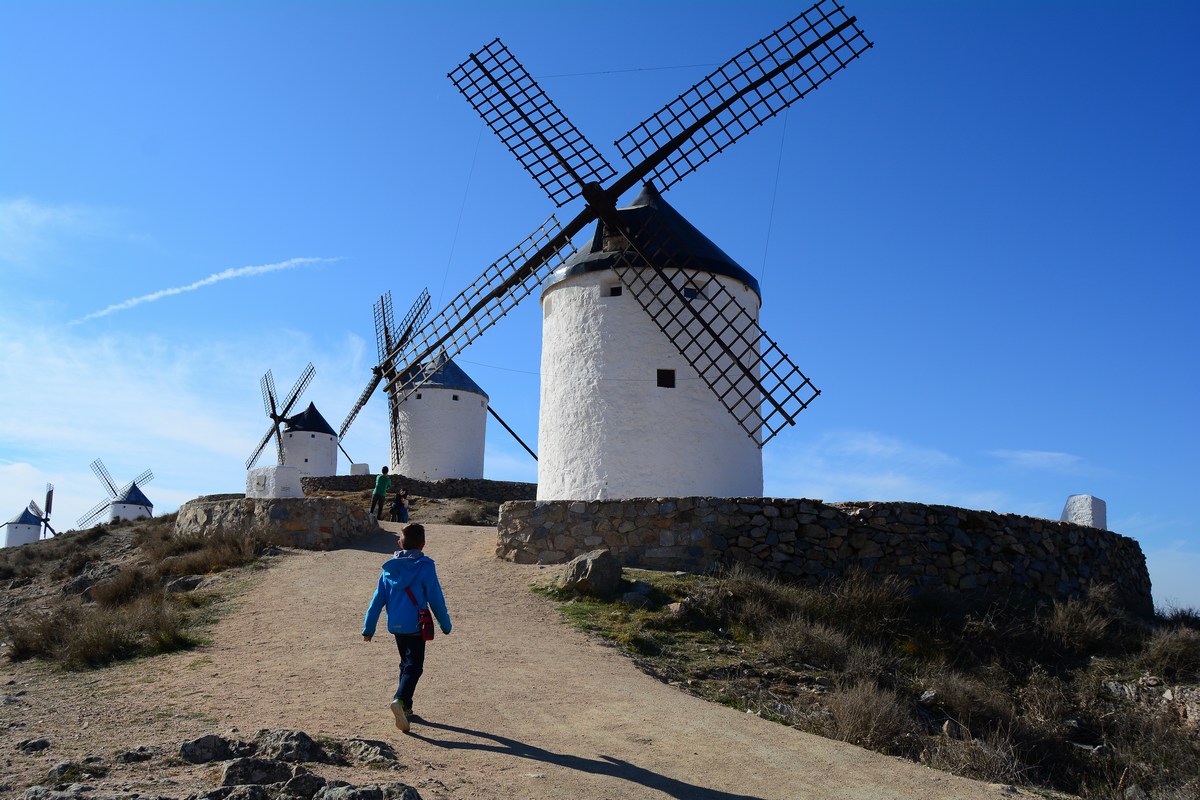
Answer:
[{"left": 361, "top": 523, "right": 452, "bottom": 733}]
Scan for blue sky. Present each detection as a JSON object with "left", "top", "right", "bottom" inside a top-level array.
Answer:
[{"left": 2, "top": 1, "right": 1197, "bottom": 608}]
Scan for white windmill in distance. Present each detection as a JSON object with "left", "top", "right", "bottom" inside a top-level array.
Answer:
[
  {"left": 2, "top": 484, "right": 54, "bottom": 548},
  {"left": 78, "top": 460, "right": 153, "bottom": 528}
]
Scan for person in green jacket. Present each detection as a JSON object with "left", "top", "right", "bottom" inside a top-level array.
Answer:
[{"left": 369, "top": 466, "right": 391, "bottom": 519}]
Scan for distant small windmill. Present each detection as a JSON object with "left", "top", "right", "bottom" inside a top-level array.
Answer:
[
  {"left": 339, "top": 289, "right": 432, "bottom": 470},
  {"left": 28, "top": 483, "right": 56, "bottom": 538},
  {"left": 245, "top": 363, "right": 316, "bottom": 469},
  {"left": 368, "top": 0, "right": 872, "bottom": 500},
  {"left": 78, "top": 460, "right": 154, "bottom": 528},
  {"left": 2, "top": 483, "right": 54, "bottom": 547}
]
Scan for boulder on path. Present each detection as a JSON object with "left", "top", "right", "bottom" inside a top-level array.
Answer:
[
  {"left": 220, "top": 756, "right": 293, "bottom": 787},
  {"left": 180, "top": 734, "right": 254, "bottom": 764},
  {"left": 254, "top": 729, "right": 334, "bottom": 764},
  {"left": 314, "top": 783, "right": 421, "bottom": 800},
  {"left": 558, "top": 549, "right": 622, "bottom": 599}
]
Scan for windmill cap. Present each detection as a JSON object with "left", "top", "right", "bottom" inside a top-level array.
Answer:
[
  {"left": 400, "top": 357, "right": 488, "bottom": 398},
  {"left": 549, "top": 182, "right": 761, "bottom": 299},
  {"left": 118, "top": 482, "right": 153, "bottom": 507},
  {"left": 284, "top": 402, "right": 337, "bottom": 436},
  {"left": 6, "top": 507, "right": 42, "bottom": 526}
]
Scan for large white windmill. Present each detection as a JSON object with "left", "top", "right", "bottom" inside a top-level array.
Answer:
[
  {"left": 373, "top": 0, "right": 871, "bottom": 501},
  {"left": 539, "top": 184, "right": 767, "bottom": 499}
]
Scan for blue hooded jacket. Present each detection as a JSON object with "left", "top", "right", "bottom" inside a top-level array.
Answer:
[{"left": 362, "top": 550, "right": 452, "bottom": 637}]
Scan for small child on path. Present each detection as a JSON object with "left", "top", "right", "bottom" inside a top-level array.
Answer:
[
  {"left": 388, "top": 490, "right": 403, "bottom": 523},
  {"left": 361, "top": 523, "right": 452, "bottom": 733}
]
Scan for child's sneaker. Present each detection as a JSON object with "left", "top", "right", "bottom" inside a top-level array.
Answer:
[{"left": 390, "top": 699, "right": 410, "bottom": 733}]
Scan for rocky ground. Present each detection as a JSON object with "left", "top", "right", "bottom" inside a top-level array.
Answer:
[{"left": 0, "top": 498, "right": 1038, "bottom": 800}]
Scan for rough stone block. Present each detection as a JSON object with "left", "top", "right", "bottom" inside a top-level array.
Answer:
[{"left": 247, "top": 466, "right": 304, "bottom": 499}]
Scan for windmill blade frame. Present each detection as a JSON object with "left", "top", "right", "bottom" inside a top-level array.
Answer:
[
  {"left": 90, "top": 458, "right": 119, "bottom": 498},
  {"left": 602, "top": 206, "right": 819, "bottom": 444},
  {"left": 382, "top": 216, "right": 574, "bottom": 398},
  {"left": 613, "top": 0, "right": 872, "bottom": 193},
  {"left": 393, "top": 288, "right": 433, "bottom": 355},
  {"left": 78, "top": 498, "right": 112, "bottom": 529},
  {"left": 449, "top": 39, "right": 616, "bottom": 208},
  {"left": 116, "top": 468, "right": 155, "bottom": 500},
  {"left": 278, "top": 363, "right": 316, "bottom": 419},
  {"left": 338, "top": 288, "right": 433, "bottom": 442}
]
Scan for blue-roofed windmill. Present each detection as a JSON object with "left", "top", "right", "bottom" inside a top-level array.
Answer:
[
  {"left": 394, "top": 354, "right": 491, "bottom": 480},
  {"left": 245, "top": 363, "right": 315, "bottom": 470},
  {"left": 2, "top": 484, "right": 52, "bottom": 547},
  {"left": 78, "top": 460, "right": 154, "bottom": 528}
]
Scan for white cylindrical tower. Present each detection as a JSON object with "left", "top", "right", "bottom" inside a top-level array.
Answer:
[
  {"left": 537, "top": 184, "right": 764, "bottom": 501},
  {"left": 283, "top": 402, "right": 339, "bottom": 478},
  {"left": 395, "top": 358, "right": 488, "bottom": 480},
  {"left": 2, "top": 508, "right": 41, "bottom": 548}
]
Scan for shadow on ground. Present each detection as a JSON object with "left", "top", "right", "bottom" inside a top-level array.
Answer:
[{"left": 411, "top": 718, "right": 764, "bottom": 800}]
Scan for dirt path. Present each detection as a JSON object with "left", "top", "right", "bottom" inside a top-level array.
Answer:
[{"left": 2, "top": 523, "right": 1040, "bottom": 799}]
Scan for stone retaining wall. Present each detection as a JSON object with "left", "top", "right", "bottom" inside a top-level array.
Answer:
[
  {"left": 497, "top": 497, "right": 1153, "bottom": 614},
  {"left": 175, "top": 496, "right": 378, "bottom": 550},
  {"left": 301, "top": 475, "right": 536, "bottom": 504}
]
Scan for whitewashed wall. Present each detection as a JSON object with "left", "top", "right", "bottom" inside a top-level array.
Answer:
[
  {"left": 284, "top": 431, "right": 338, "bottom": 478},
  {"left": 1, "top": 522, "right": 40, "bottom": 548},
  {"left": 395, "top": 388, "right": 487, "bottom": 479},
  {"left": 538, "top": 267, "right": 764, "bottom": 501},
  {"left": 109, "top": 502, "right": 151, "bottom": 522}
]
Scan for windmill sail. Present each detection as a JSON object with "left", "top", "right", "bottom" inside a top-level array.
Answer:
[
  {"left": 440, "top": 0, "right": 872, "bottom": 444},
  {"left": 450, "top": 40, "right": 616, "bottom": 207},
  {"left": 382, "top": 217, "right": 573, "bottom": 399},
  {"left": 614, "top": 1, "right": 872, "bottom": 192},
  {"left": 246, "top": 363, "right": 315, "bottom": 469}
]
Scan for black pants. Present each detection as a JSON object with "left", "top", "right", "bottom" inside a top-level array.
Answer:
[
  {"left": 393, "top": 633, "right": 426, "bottom": 711},
  {"left": 369, "top": 493, "right": 386, "bottom": 518}
]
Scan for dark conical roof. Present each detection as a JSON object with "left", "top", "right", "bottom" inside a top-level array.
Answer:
[
  {"left": 400, "top": 357, "right": 488, "bottom": 399},
  {"left": 284, "top": 402, "right": 337, "bottom": 436},
  {"left": 550, "top": 182, "right": 761, "bottom": 299},
  {"left": 6, "top": 507, "right": 41, "bottom": 526},
  {"left": 117, "top": 482, "right": 153, "bottom": 508}
]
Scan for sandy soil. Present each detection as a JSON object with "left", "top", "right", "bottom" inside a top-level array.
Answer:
[{"left": 1, "top": 522, "right": 1044, "bottom": 799}]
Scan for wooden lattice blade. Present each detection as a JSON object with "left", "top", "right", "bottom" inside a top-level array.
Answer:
[
  {"left": 449, "top": 39, "right": 616, "bottom": 207},
  {"left": 605, "top": 205, "right": 819, "bottom": 446},
  {"left": 613, "top": 0, "right": 872, "bottom": 195},
  {"left": 382, "top": 215, "right": 578, "bottom": 399},
  {"left": 339, "top": 371, "right": 383, "bottom": 440}
]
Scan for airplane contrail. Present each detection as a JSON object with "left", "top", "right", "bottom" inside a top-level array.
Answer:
[{"left": 70, "top": 257, "right": 339, "bottom": 325}]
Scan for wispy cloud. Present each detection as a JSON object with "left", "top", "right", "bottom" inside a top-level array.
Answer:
[
  {"left": 69, "top": 257, "right": 340, "bottom": 325},
  {"left": 764, "top": 430, "right": 979, "bottom": 505},
  {"left": 989, "top": 449, "right": 1084, "bottom": 472},
  {"left": 0, "top": 197, "right": 111, "bottom": 267}
]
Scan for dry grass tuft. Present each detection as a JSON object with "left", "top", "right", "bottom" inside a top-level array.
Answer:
[
  {"left": 1140, "top": 626, "right": 1200, "bottom": 682},
  {"left": 821, "top": 681, "right": 915, "bottom": 753}
]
